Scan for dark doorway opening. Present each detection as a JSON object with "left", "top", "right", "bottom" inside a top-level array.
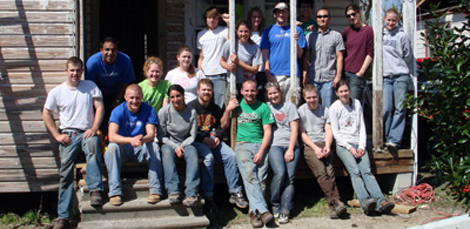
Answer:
[{"left": 99, "top": 0, "right": 159, "bottom": 82}]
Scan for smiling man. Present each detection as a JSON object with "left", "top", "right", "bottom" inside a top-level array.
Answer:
[
  {"left": 187, "top": 79, "right": 248, "bottom": 217},
  {"left": 85, "top": 37, "right": 136, "bottom": 135},
  {"left": 104, "top": 84, "right": 163, "bottom": 206},
  {"left": 225, "top": 80, "right": 275, "bottom": 228},
  {"left": 260, "top": 2, "right": 306, "bottom": 103},
  {"left": 43, "top": 57, "right": 104, "bottom": 229}
]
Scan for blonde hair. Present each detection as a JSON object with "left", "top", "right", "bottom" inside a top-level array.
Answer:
[{"left": 142, "top": 56, "right": 163, "bottom": 78}]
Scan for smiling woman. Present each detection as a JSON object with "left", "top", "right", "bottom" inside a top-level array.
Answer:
[{"left": 139, "top": 56, "right": 171, "bottom": 113}]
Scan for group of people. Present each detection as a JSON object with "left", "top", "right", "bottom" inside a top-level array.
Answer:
[{"left": 44, "top": 1, "right": 412, "bottom": 229}]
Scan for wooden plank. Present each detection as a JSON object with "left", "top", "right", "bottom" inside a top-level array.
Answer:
[
  {"left": 0, "top": 181, "right": 59, "bottom": 193},
  {"left": 0, "top": 133, "right": 53, "bottom": 144},
  {"left": 0, "top": 35, "right": 75, "bottom": 47},
  {"left": 0, "top": 169, "right": 59, "bottom": 181},
  {"left": 372, "top": 149, "right": 414, "bottom": 160},
  {"left": 0, "top": 110, "right": 58, "bottom": 121},
  {"left": 0, "top": 157, "right": 60, "bottom": 169},
  {"left": 0, "top": 11, "right": 74, "bottom": 23},
  {"left": 1, "top": 47, "right": 75, "bottom": 59},
  {"left": 2, "top": 60, "right": 67, "bottom": 72},
  {"left": 0, "top": 72, "right": 66, "bottom": 84},
  {"left": 0, "top": 24, "right": 74, "bottom": 35},
  {"left": 0, "top": 97, "right": 47, "bottom": 110},
  {"left": 0, "top": 0, "right": 74, "bottom": 11},
  {"left": 0, "top": 85, "right": 55, "bottom": 96},
  {"left": 0, "top": 145, "right": 57, "bottom": 157},
  {"left": 0, "top": 120, "right": 49, "bottom": 133},
  {"left": 347, "top": 199, "right": 416, "bottom": 214}
]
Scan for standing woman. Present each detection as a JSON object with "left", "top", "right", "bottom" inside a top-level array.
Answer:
[
  {"left": 382, "top": 8, "right": 412, "bottom": 149},
  {"left": 342, "top": 3, "right": 374, "bottom": 103},
  {"left": 329, "top": 80, "right": 394, "bottom": 216},
  {"left": 265, "top": 82, "right": 300, "bottom": 224},
  {"left": 220, "top": 20, "right": 263, "bottom": 95},
  {"left": 247, "top": 7, "right": 267, "bottom": 101},
  {"left": 165, "top": 45, "right": 205, "bottom": 104},
  {"left": 158, "top": 85, "right": 200, "bottom": 206},
  {"left": 139, "top": 56, "right": 171, "bottom": 113}
]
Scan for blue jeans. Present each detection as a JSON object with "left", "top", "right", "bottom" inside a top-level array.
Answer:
[
  {"left": 58, "top": 133, "right": 103, "bottom": 220},
  {"left": 193, "top": 141, "right": 243, "bottom": 197},
  {"left": 345, "top": 71, "right": 366, "bottom": 104},
  {"left": 161, "top": 144, "right": 200, "bottom": 197},
  {"left": 104, "top": 142, "right": 163, "bottom": 197},
  {"left": 383, "top": 75, "right": 409, "bottom": 145},
  {"left": 235, "top": 142, "right": 270, "bottom": 214},
  {"left": 312, "top": 80, "right": 335, "bottom": 107},
  {"left": 336, "top": 144, "right": 385, "bottom": 211},
  {"left": 206, "top": 74, "right": 227, "bottom": 108},
  {"left": 268, "top": 146, "right": 300, "bottom": 215}
]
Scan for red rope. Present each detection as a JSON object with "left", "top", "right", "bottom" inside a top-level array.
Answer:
[{"left": 393, "top": 183, "right": 461, "bottom": 225}]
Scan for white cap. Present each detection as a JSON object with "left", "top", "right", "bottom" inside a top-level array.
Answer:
[{"left": 273, "top": 2, "right": 289, "bottom": 13}]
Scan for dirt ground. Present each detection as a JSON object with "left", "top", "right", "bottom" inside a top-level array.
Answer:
[{"left": 225, "top": 205, "right": 467, "bottom": 229}]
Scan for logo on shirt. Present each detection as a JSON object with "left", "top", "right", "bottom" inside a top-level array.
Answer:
[
  {"left": 345, "top": 115, "right": 354, "bottom": 127},
  {"left": 275, "top": 113, "right": 286, "bottom": 121},
  {"left": 126, "top": 121, "right": 143, "bottom": 128},
  {"left": 237, "top": 111, "right": 260, "bottom": 124}
]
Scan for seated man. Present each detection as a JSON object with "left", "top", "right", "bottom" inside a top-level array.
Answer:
[
  {"left": 225, "top": 80, "right": 274, "bottom": 228},
  {"left": 104, "top": 84, "right": 163, "bottom": 206},
  {"left": 188, "top": 79, "right": 248, "bottom": 216},
  {"left": 298, "top": 85, "right": 347, "bottom": 219},
  {"left": 43, "top": 57, "right": 105, "bottom": 229}
]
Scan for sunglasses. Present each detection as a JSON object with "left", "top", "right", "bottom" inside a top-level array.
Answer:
[
  {"left": 346, "top": 12, "right": 357, "bottom": 18},
  {"left": 317, "top": 15, "right": 329, "bottom": 19}
]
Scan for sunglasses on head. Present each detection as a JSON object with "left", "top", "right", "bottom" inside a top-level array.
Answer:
[
  {"left": 346, "top": 12, "right": 357, "bottom": 18},
  {"left": 316, "top": 15, "right": 329, "bottom": 19}
]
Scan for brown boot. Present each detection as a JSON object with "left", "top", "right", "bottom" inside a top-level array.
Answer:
[
  {"left": 250, "top": 211, "right": 263, "bottom": 228},
  {"left": 335, "top": 200, "right": 347, "bottom": 216}
]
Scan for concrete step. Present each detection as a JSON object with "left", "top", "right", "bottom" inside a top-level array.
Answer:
[
  {"left": 80, "top": 197, "right": 206, "bottom": 222},
  {"left": 77, "top": 215, "right": 209, "bottom": 229},
  {"left": 78, "top": 178, "right": 153, "bottom": 202}
]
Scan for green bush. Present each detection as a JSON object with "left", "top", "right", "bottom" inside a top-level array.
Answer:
[{"left": 405, "top": 0, "right": 470, "bottom": 206}]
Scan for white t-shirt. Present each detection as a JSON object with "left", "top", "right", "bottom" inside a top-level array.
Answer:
[
  {"left": 44, "top": 80, "right": 102, "bottom": 130},
  {"left": 197, "top": 26, "right": 228, "bottom": 76},
  {"left": 251, "top": 31, "right": 264, "bottom": 72},
  {"left": 329, "top": 99, "right": 367, "bottom": 150},
  {"left": 165, "top": 68, "right": 205, "bottom": 104}
]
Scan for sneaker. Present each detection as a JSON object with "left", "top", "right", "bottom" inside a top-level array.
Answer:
[
  {"left": 168, "top": 193, "right": 181, "bottom": 204},
  {"left": 335, "top": 200, "right": 348, "bottom": 216},
  {"left": 260, "top": 211, "right": 274, "bottom": 224},
  {"left": 147, "top": 194, "right": 162, "bottom": 204},
  {"left": 278, "top": 213, "right": 289, "bottom": 224},
  {"left": 53, "top": 218, "right": 69, "bottom": 229},
  {"left": 90, "top": 191, "right": 103, "bottom": 206},
  {"left": 330, "top": 207, "right": 339, "bottom": 219},
  {"left": 250, "top": 211, "right": 263, "bottom": 228},
  {"left": 379, "top": 201, "right": 395, "bottom": 214},
  {"left": 203, "top": 197, "right": 218, "bottom": 218},
  {"left": 229, "top": 192, "right": 248, "bottom": 208},
  {"left": 109, "top": 195, "right": 122, "bottom": 206},
  {"left": 385, "top": 142, "right": 398, "bottom": 149},
  {"left": 185, "top": 196, "right": 198, "bottom": 207},
  {"left": 363, "top": 199, "right": 377, "bottom": 216}
]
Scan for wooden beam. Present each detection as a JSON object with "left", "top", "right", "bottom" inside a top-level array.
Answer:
[{"left": 372, "top": 0, "right": 384, "bottom": 150}]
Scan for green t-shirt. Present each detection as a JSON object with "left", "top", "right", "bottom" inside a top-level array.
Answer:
[
  {"left": 139, "top": 79, "right": 171, "bottom": 113},
  {"left": 297, "top": 17, "right": 318, "bottom": 36},
  {"left": 236, "top": 99, "right": 274, "bottom": 143}
]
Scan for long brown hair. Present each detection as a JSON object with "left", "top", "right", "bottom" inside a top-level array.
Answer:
[
  {"left": 247, "top": 7, "right": 265, "bottom": 33},
  {"left": 176, "top": 45, "right": 196, "bottom": 77}
]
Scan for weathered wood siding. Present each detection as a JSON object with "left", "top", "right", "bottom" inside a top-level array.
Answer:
[{"left": 0, "top": 0, "right": 77, "bottom": 192}]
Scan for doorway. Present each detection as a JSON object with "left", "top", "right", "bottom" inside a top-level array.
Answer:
[{"left": 99, "top": 0, "right": 159, "bottom": 82}]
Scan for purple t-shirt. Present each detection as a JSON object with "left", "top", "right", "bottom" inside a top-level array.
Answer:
[{"left": 342, "top": 25, "right": 374, "bottom": 74}]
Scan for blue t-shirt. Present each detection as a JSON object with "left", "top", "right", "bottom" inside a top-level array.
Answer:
[
  {"left": 85, "top": 52, "right": 136, "bottom": 94},
  {"left": 109, "top": 102, "right": 158, "bottom": 137},
  {"left": 260, "top": 24, "right": 306, "bottom": 76}
]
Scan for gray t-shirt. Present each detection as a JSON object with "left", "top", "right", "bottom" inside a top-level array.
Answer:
[
  {"left": 298, "top": 103, "right": 329, "bottom": 143},
  {"left": 268, "top": 101, "right": 299, "bottom": 147},
  {"left": 222, "top": 39, "right": 262, "bottom": 84},
  {"left": 306, "top": 29, "right": 345, "bottom": 82}
]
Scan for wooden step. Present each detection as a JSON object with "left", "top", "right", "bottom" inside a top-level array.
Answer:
[
  {"left": 77, "top": 178, "right": 153, "bottom": 202},
  {"left": 77, "top": 215, "right": 209, "bottom": 229}
]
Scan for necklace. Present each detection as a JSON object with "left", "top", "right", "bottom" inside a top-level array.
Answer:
[{"left": 102, "top": 60, "right": 116, "bottom": 76}]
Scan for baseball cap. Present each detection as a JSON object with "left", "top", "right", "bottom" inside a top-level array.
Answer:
[{"left": 273, "top": 2, "right": 289, "bottom": 13}]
